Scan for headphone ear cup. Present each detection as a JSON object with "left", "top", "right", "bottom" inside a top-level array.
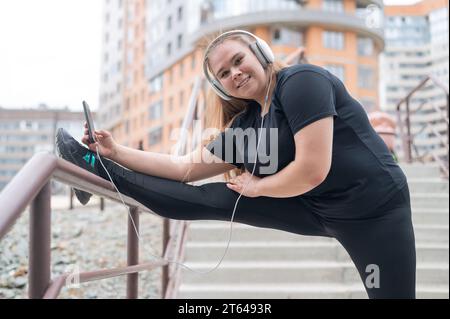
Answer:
[
  {"left": 256, "top": 39, "right": 275, "bottom": 64},
  {"left": 211, "top": 80, "right": 232, "bottom": 101},
  {"left": 249, "top": 42, "right": 268, "bottom": 68},
  {"left": 250, "top": 38, "right": 275, "bottom": 68}
]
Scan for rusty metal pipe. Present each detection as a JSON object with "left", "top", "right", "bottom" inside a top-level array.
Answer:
[
  {"left": 29, "top": 182, "right": 52, "bottom": 299},
  {"left": 126, "top": 207, "right": 140, "bottom": 299}
]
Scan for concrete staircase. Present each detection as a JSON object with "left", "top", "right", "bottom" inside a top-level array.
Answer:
[{"left": 177, "top": 163, "right": 449, "bottom": 299}]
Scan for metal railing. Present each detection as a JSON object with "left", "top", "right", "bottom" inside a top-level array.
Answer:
[
  {"left": 161, "top": 76, "right": 207, "bottom": 298},
  {"left": 396, "top": 75, "right": 449, "bottom": 178},
  {"left": 284, "top": 47, "right": 308, "bottom": 65},
  {"left": 0, "top": 152, "right": 187, "bottom": 298}
]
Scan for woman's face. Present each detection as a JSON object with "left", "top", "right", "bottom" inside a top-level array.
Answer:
[{"left": 208, "top": 39, "right": 267, "bottom": 101}]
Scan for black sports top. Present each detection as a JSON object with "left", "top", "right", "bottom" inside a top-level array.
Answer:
[{"left": 206, "top": 64, "right": 407, "bottom": 218}]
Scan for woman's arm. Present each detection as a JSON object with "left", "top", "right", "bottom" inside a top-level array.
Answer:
[
  {"left": 85, "top": 125, "right": 235, "bottom": 182},
  {"left": 257, "top": 117, "right": 334, "bottom": 197},
  {"left": 112, "top": 144, "right": 235, "bottom": 183},
  {"left": 227, "top": 117, "right": 333, "bottom": 198}
]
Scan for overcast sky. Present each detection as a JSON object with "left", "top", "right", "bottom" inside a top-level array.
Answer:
[
  {"left": 0, "top": 0, "right": 103, "bottom": 110},
  {"left": 0, "top": 0, "right": 421, "bottom": 111}
]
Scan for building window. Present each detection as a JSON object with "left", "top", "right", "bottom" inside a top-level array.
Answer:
[
  {"left": 169, "top": 96, "right": 174, "bottom": 112},
  {"left": 358, "top": 66, "right": 374, "bottom": 89},
  {"left": 167, "top": 15, "right": 172, "bottom": 30},
  {"left": 324, "top": 64, "right": 345, "bottom": 82},
  {"left": 169, "top": 68, "right": 173, "bottom": 84},
  {"left": 127, "top": 50, "right": 133, "bottom": 65},
  {"left": 149, "top": 73, "right": 163, "bottom": 93},
  {"left": 178, "top": 6, "right": 183, "bottom": 21},
  {"left": 167, "top": 42, "right": 172, "bottom": 56},
  {"left": 177, "top": 34, "right": 183, "bottom": 49},
  {"left": 359, "top": 98, "right": 376, "bottom": 112},
  {"left": 357, "top": 37, "right": 374, "bottom": 56},
  {"left": 191, "top": 54, "right": 196, "bottom": 70},
  {"left": 273, "top": 29, "right": 281, "bottom": 41},
  {"left": 179, "top": 61, "right": 184, "bottom": 77},
  {"left": 149, "top": 101, "right": 163, "bottom": 120},
  {"left": 272, "top": 27, "right": 303, "bottom": 46},
  {"left": 148, "top": 127, "right": 163, "bottom": 146},
  {"left": 322, "top": 0, "right": 344, "bottom": 12},
  {"left": 323, "top": 31, "right": 344, "bottom": 50},
  {"left": 179, "top": 90, "right": 184, "bottom": 107}
]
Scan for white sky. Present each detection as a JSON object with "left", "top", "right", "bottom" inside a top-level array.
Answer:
[
  {"left": 0, "top": 0, "right": 102, "bottom": 111},
  {"left": 0, "top": 0, "right": 421, "bottom": 111}
]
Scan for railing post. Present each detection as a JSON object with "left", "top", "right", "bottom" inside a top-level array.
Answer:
[
  {"left": 405, "top": 98, "right": 413, "bottom": 163},
  {"left": 446, "top": 93, "right": 449, "bottom": 161},
  {"left": 126, "top": 207, "right": 139, "bottom": 299},
  {"left": 162, "top": 218, "right": 170, "bottom": 298},
  {"left": 29, "top": 182, "right": 52, "bottom": 299},
  {"left": 69, "top": 188, "right": 74, "bottom": 210}
]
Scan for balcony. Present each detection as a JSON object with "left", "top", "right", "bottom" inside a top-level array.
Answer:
[{"left": 190, "top": 0, "right": 384, "bottom": 49}]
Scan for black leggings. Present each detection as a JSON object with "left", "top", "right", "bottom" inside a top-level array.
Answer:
[{"left": 97, "top": 159, "right": 416, "bottom": 299}]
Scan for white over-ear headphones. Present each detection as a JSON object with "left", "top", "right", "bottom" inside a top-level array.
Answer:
[{"left": 203, "top": 30, "right": 275, "bottom": 101}]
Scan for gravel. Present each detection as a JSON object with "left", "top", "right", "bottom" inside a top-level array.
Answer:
[{"left": 0, "top": 194, "right": 166, "bottom": 299}]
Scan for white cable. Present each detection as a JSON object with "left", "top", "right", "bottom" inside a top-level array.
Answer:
[{"left": 95, "top": 66, "right": 273, "bottom": 275}]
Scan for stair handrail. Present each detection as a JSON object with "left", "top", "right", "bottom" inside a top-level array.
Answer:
[
  {"left": 396, "top": 75, "right": 449, "bottom": 177},
  {"left": 161, "top": 76, "right": 206, "bottom": 298},
  {"left": 0, "top": 152, "right": 173, "bottom": 298}
]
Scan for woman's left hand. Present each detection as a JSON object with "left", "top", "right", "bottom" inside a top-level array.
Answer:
[{"left": 226, "top": 171, "right": 262, "bottom": 198}]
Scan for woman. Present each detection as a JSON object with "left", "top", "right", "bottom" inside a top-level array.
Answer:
[{"left": 56, "top": 30, "right": 416, "bottom": 299}]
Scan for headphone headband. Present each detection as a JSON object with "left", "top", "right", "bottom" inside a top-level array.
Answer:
[{"left": 203, "top": 30, "right": 275, "bottom": 101}]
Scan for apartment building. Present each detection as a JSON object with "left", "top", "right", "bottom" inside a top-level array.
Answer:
[{"left": 0, "top": 105, "right": 86, "bottom": 191}]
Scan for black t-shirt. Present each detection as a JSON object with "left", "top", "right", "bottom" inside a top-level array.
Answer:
[{"left": 206, "top": 64, "right": 407, "bottom": 218}]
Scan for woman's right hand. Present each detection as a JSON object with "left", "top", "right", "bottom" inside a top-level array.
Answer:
[{"left": 81, "top": 122, "right": 118, "bottom": 159}]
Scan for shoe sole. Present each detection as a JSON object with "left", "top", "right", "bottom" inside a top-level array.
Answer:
[{"left": 55, "top": 129, "right": 92, "bottom": 205}]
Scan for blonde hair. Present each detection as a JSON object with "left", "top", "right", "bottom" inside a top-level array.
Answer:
[{"left": 184, "top": 32, "right": 288, "bottom": 182}]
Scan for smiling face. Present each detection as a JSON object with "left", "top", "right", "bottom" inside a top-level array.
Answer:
[{"left": 208, "top": 39, "right": 268, "bottom": 102}]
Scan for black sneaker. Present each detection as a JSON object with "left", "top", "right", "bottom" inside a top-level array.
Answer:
[{"left": 55, "top": 128, "right": 99, "bottom": 205}]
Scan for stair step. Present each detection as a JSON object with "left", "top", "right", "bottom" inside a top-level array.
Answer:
[
  {"left": 177, "top": 283, "right": 449, "bottom": 299},
  {"left": 185, "top": 241, "right": 449, "bottom": 264},
  {"left": 186, "top": 241, "right": 347, "bottom": 262},
  {"left": 411, "top": 193, "right": 449, "bottom": 209},
  {"left": 411, "top": 208, "right": 449, "bottom": 225},
  {"left": 414, "top": 225, "right": 449, "bottom": 243},
  {"left": 407, "top": 178, "right": 449, "bottom": 193},
  {"left": 188, "top": 223, "right": 449, "bottom": 244},
  {"left": 188, "top": 223, "right": 330, "bottom": 242},
  {"left": 400, "top": 164, "right": 442, "bottom": 178},
  {"left": 180, "top": 261, "right": 448, "bottom": 286}
]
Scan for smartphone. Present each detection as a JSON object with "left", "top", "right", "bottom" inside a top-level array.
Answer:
[{"left": 83, "top": 101, "right": 96, "bottom": 144}]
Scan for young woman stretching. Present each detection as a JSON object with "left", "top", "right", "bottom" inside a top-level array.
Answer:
[{"left": 56, "top": 30, "right": 416, "bottom": 299}]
